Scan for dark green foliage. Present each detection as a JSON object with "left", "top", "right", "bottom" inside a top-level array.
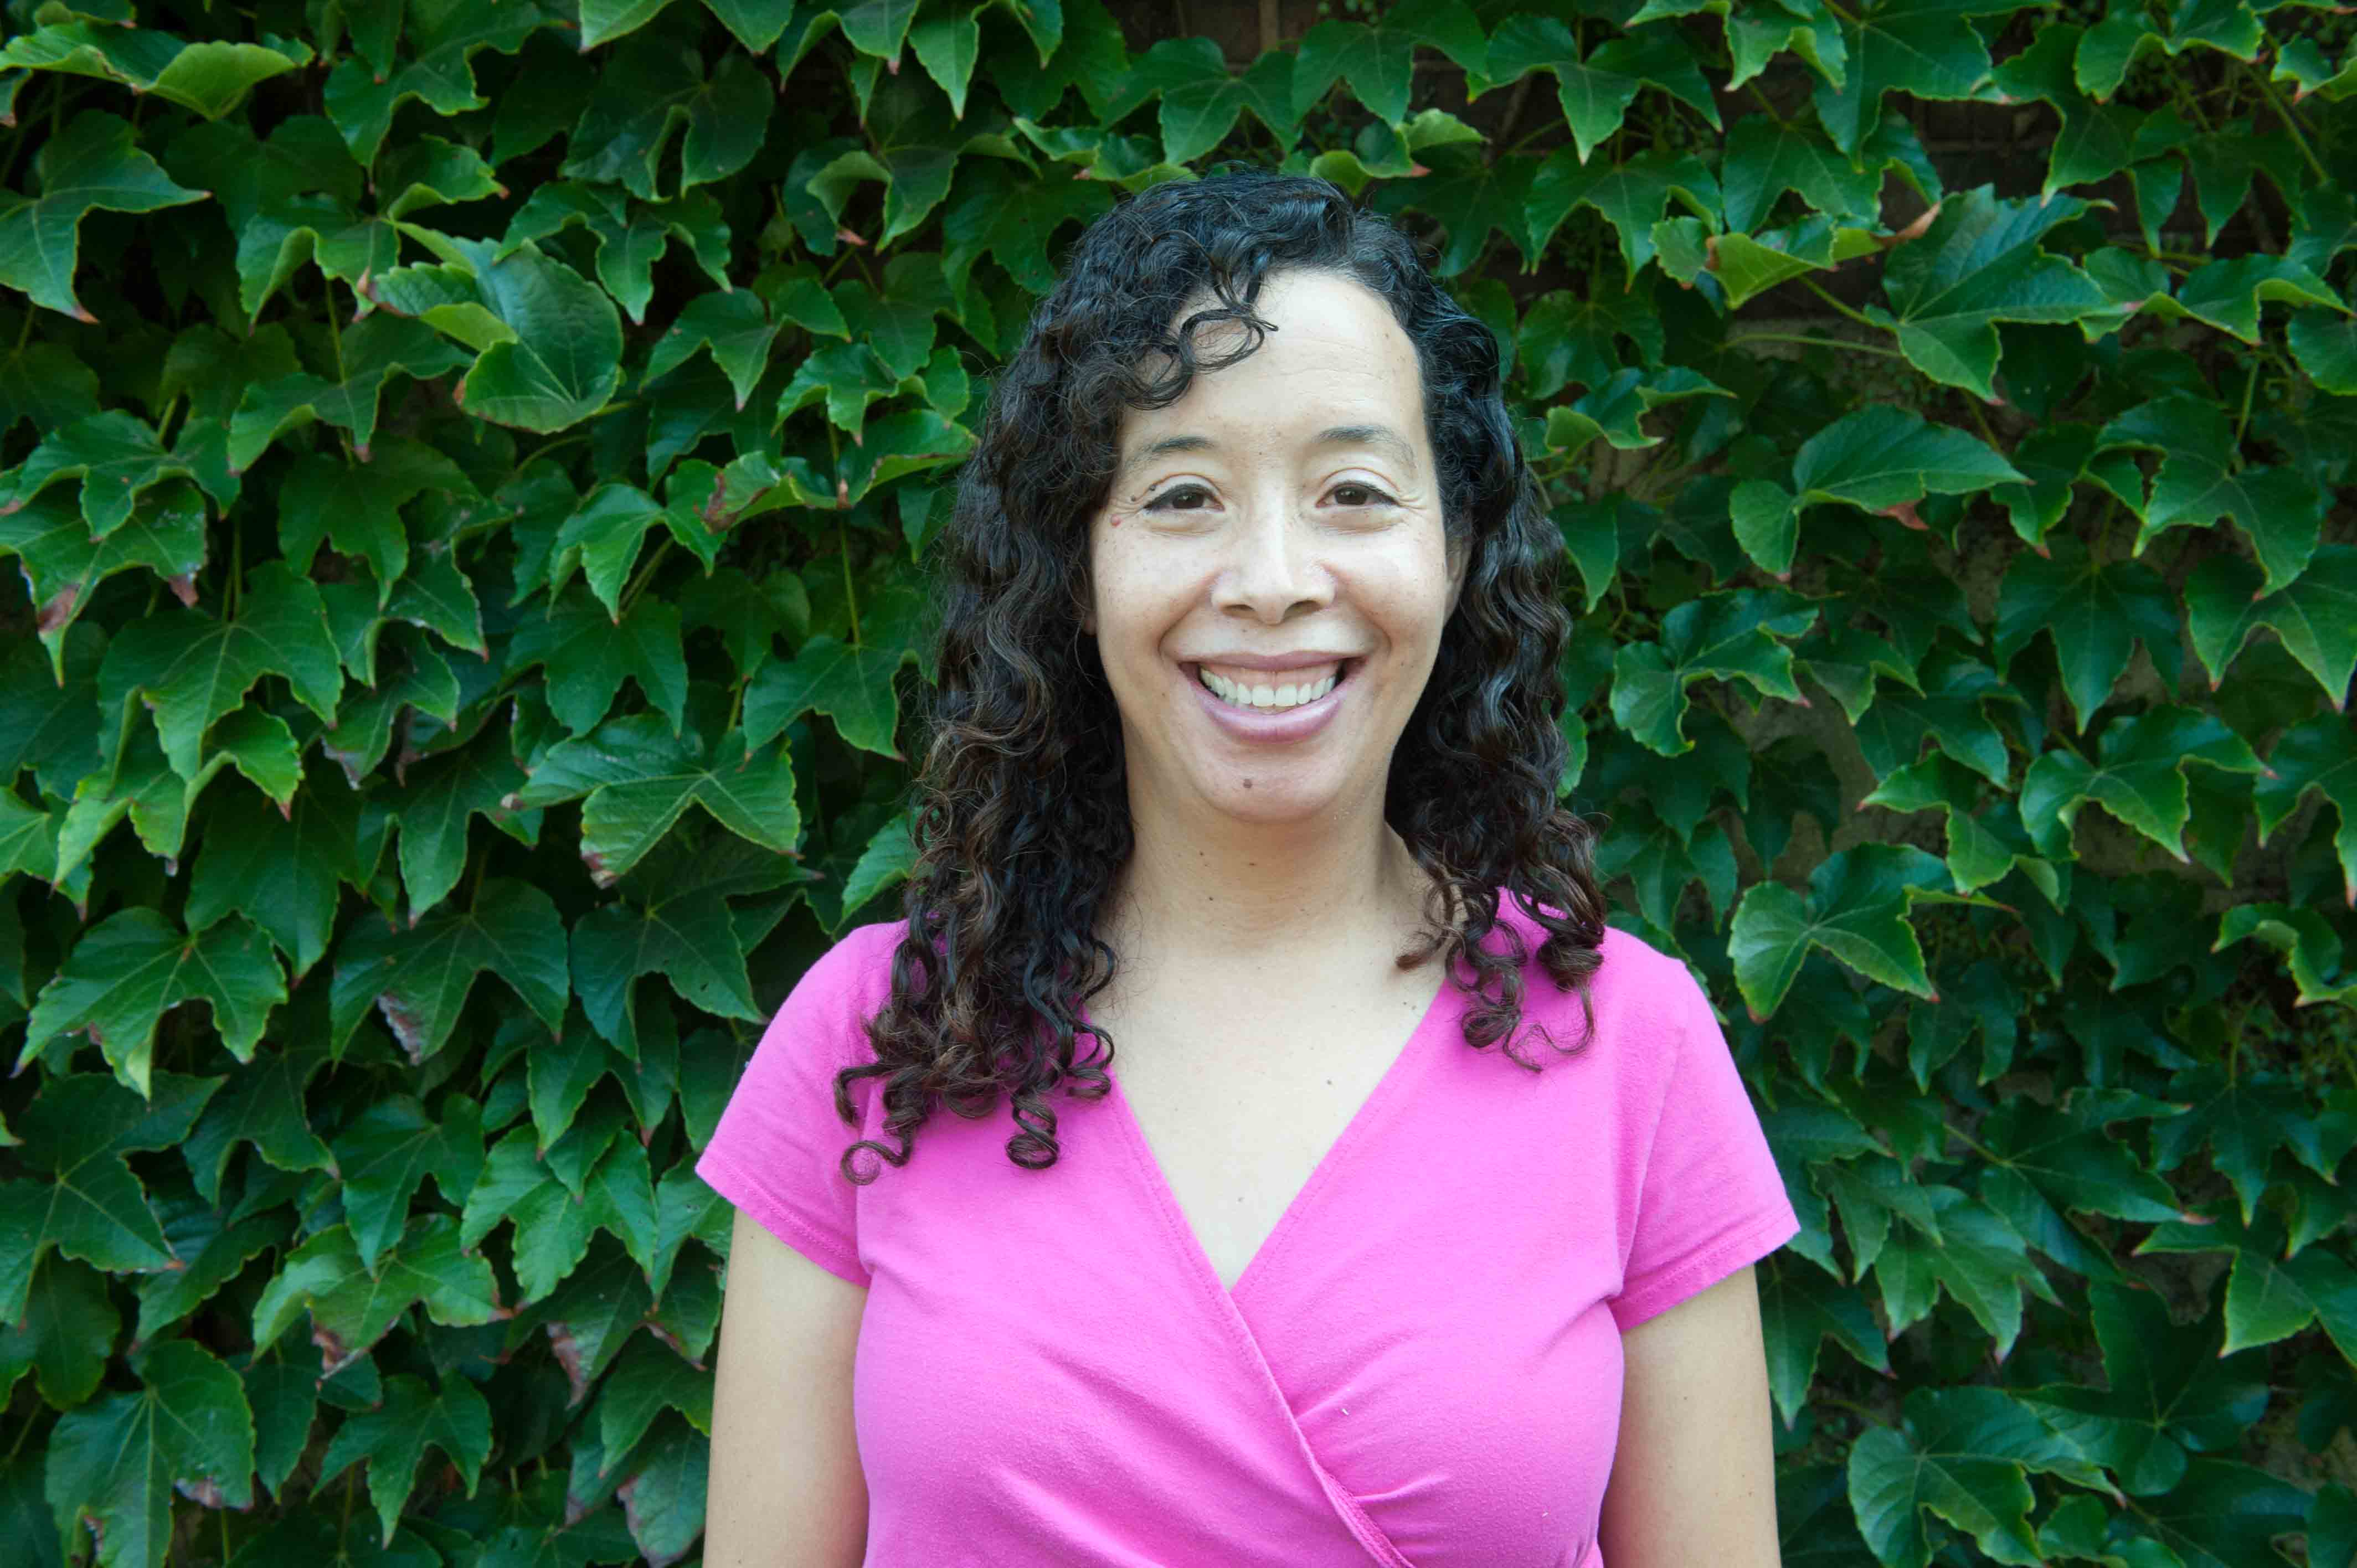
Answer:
[{"left": 3, "top": 0, "right": 2355, "bottom": 1561}]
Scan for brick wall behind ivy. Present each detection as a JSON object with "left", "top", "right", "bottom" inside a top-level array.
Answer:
[{"left": 3, "top": 0, "right": 2356, "bottom": 1563}]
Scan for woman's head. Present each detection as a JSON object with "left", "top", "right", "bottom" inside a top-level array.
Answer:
[{"left": 842, "top": 169, "right": 1608, "bottom": 1175}]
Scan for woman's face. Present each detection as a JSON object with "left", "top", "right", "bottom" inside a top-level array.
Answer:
[{"left": 1084, "top": 267, "right": 1466, "bottom": 831}]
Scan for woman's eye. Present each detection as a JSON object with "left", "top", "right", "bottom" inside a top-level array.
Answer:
[
  {"left": 1331, "top": 483, "right": 1395, "bottom": 507},
  {"left": 1144, "top": 484, "right": 1213, "bottom": 511}
]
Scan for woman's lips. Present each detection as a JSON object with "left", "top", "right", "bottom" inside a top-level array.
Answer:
[{"left": 1182, "top": 659, "right": 1353, "bottom": 743}]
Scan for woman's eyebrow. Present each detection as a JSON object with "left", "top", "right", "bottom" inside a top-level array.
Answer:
[
  {"left": 1116, "top": 425, "right": 1417, "bottom": 487},
  {"left": 1116, "top": 433, "right": 1216, "bottom": 488},
  {"left": 1316, "top": 424, "right": 1418, "bottom": 474}
]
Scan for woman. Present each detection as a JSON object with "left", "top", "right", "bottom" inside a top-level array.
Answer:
[{"left": 699, "top": 169, "right": 1797, "bottom": 1567}]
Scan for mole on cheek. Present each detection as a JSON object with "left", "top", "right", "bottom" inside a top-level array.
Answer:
[{"left": 1241, "top": 777, "right": 1253, "bottom": 790}]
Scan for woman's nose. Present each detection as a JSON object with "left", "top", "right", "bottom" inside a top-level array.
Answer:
[{"left": 1214, "top": 502, "right": 1331, "bottom": 621}]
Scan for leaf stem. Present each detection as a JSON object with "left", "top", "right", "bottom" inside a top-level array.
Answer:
[
  {"left": 2230, "top": 357, "right": 2260, "bottom": 466},
  {"left": 1746, "top": 83, "right": 1789, "bottom": 130},
  {"left": 2246, "top": 66, "right": 2329, "bottom": 185},
  {"left": 838, "top": 517, "right": 863, "bottom": 646},
  {"left": 1799, "top": 277, "right": 1880, "bottom": 330},
  {"left": 1729, "top": 331, "right": 1904, "bottom": 359},
  {"left": 617, "top": 538, "right": 673, "bottom": 619},
  {"left": 1943, "top": 1120, "right": 2005, "bottom": 1164}
]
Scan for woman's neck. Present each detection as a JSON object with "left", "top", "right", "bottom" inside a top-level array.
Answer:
[{"left": 1100, "top": 801, "right": 1433, "bottom": 970}]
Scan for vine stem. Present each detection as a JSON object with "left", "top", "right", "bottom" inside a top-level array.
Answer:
[
  {"left": 2230, "top": 358, "right": 2260, "bottom": 463},
  {"left": 617, "top": 538, "right": 673, "bottom": 619},
  {"left": 1943, "top": 1121, "right": 2006, "bottom": 1165},
  {"left": 2247, "top": 66, "right": 2329, "bottom": 185},
  {"left": 838, "top": 516, "right": 863, "bottom": 646},
  {"left": 1730, "top": 331, "right": 1905, "bottom": 359},
  {"left": 1799, "top": 277, "right": 1882, "bottom": 330}
]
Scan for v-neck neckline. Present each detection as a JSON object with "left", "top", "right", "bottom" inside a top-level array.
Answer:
[{"left": 1088, "top": 961, "right": 1460, "bottom": 1303}]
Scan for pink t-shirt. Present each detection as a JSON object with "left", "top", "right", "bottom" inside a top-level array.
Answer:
[{"left": 697, "top": 896, "right": 1799, "bottom": 1567}]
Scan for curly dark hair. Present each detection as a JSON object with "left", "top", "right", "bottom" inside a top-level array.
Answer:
[{"left": 830, "top": 167, "right": 1610, "bottom": 1180}]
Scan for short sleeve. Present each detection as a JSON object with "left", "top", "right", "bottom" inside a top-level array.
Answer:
[
  {"left": 694, "top": 929, "right": 889, "bottom": 1288},
  {"left": 1607, "top": 967, "right": 1799, "bottom": 1333}
]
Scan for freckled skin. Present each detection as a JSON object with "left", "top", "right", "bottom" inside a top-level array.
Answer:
[{"left": 1080, "top": 270, "right": 1466, "bottom": 847}]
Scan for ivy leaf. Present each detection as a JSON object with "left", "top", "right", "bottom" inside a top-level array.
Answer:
[
  {"left": 2134, "top": 1459, "right": 2312, "bottom": 1568},
  {"left": 0, "top": 1073, "right": 217, "bottom": 1323},
  {"left": 2215, "top": 904, "right": 2357, "bottom": 1008},
  {"left": 2020, "top": 1280, "right": 2267, "bottom": 1497},
  {"left": 1864, "top": 186, "right": 2107, "bottom": 401},
  {"left": 616, "top": 1416, "right": 708, "bottom": 1568},
  {"left": 2153, "top": 1065, "right": 2346, "bottom": 1225},
  {"left": 1104, "top": 37, "right": 1299, "bottom": 166},
  {"left": 2171, "top": 254, "right": 2344, "bottom": 344},
  {"left": 1758, "top": 1255, "right": 1891, "bottom": 1428},
  {"left": 570, "top": 892, "right": 763, "bottom": 1061},
  {"left": 562, "top": 42, "right": 771, "bottom": 201},
  {"left": 333, "top": 1096, "right": 487, "bottom": 1272},
  {"left": 183, "top": 1044, "right": 335, "bottom": 1206},
  {"left": 495, "top": 183, "right": 732, "bottom": 326},
  {"left": 2096, "top": 393, "right": 2324, "bottom": 594},
  {"left": 1526, "top": 146, "right": 1718, "bottom": 286},
  {"left": 2020, "top": 705, "right": 2267, "bottom": 863},
  {"left": 23, "top": 908, "right": 284, "bottom": 1097},
  {"left": 0, "top": 487, "right": 205, "bottom": 669},
  {"left": 1846, "top": 1386, "right": 2112, "bottom": 1568},
  {"left": 0, "top": 1256, "right": 115, "bottom": 1408},
  {"left": 1728, "top": 843, "right": 1965, "bottom": 1016},
  {"left": 1609, "top": 588, "right": 1820, "bottom": 755},
  {"left": 227, "top": 314, "right": 470, "bottom": 471},
  {"left": 514, "top": 714, "right": 802, "bottom": 887},
  {"left": 0, "top": 110, "right": 207, "bottom": 322},
  {"left": 367, "top": 234, "right": 622, "bottom": 435},
  {"left": 251, "top": 1215, "right": 501, "bottom": 1375},
  {"left": 1849, "top": 644, "right": 2016, "bottom": 792},
  {"left": 1, "top": 24, "right": 308, "bottom": 121},
  {"left": 44, "top": 1339, "right": 254, "bottom": 1564},
  {"left": 97, "top": 560, "right": 341, "bottom": 783},
  {"left": 1993, "top": 535, "right": 2180, "bottom": 731},
  {"left": 1733, "top": 404, "right": 2025, "bottom": 567},
  {"left": 2185, "top": 545, "right": 2356, "bottom": 706},
  {"left": 1480, "top": 18, "right": 1717, "bottom": 164},
  {"left": 1366, "top": 146, "right": 1541, "bottom": 276},
  {"left": 1, "top": 411, "right": 214, "bottom": 538},
  {"left": 463, "top": 1128, "right": 594, "bottom": 1304},
  {"left": 644, "top": 292, "right": 776, "bottom": 411},
  {"left": 596, "top": 1336, "right": 714, "bottom": 1468},
  {"left": 1719, "top": 117, "right": 1885, "bottom": 233},
  {"left": 2141, "top": 1209, "right": 2357, "bottom": 1367},
  {"left": 909, "top": 9, "right": 982, "bottom": 117},
  {"left": 840, "top": 811, "right": 918, "bottom": 925},
  {"left": 506, "top": 587, "right": 690, "bottom": 737},
  {"left": 2253, "top": 716, "right": 2357, "bottom": 907},
  {"left": 133, "top": 1200, "right": 288, "bottom": 1348},
  {"left": 1861, "top": 752, "right": 2050, "bottom": 898},
  {"left": 320, "top": 2, "right": 565, "bottom": 165},
  {"left": 743, "top": 633, "right": 918, "bottom": 759},
  {"left": 1292, "top": 0, "right": 1486, "bottom": 122},
  {"left": 317, "top": 1374, "right": 493, "bottom": 1548},
  {"left": 329, "top": 879, "right": 571, "bottom": 1064},
  {"left": 1977, "top": 1092, "right": 2185, "bottom": 1226},
  {"left": 1812, "top": 0, "right": 2004, "bottom": 157}
]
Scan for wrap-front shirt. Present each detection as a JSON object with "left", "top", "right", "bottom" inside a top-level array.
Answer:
[{"left": 697, "top": 897, "right": 1799, "bottom": 1566}]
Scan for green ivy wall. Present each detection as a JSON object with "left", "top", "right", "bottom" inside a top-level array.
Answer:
[{"left": 2, "top": 0, "right": 2355, "bottom": 1562}]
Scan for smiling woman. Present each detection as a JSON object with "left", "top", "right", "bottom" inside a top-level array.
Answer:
[{"left": 698, "top": 170, "right": 1797, "bottom": 1568}]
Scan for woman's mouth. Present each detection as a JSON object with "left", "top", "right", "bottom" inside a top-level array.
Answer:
[{"left": 1182, "top": 659, "right": 1359, "bottom": 741}]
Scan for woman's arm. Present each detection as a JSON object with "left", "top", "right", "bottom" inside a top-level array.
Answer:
[
  {"left": 1596, "top": 1264, "right": 1783, "bottom": 1567},
  {"left": 705, "top": 1206, "right": 871, "bottom": 1568}
]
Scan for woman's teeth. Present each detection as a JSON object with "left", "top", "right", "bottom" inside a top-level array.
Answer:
[{"left": 1198, "top": 666, "right": 1341, "bottom": 711}]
